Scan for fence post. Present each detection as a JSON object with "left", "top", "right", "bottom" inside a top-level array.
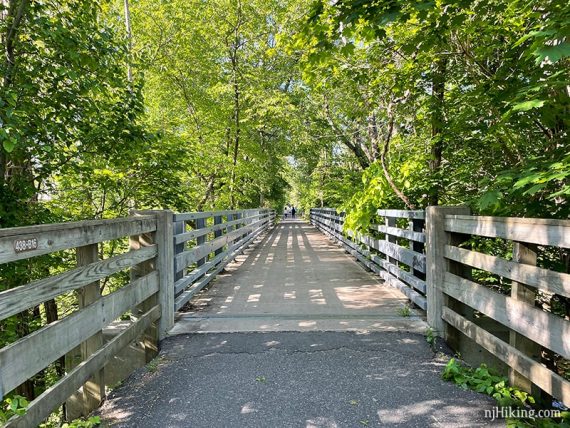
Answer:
[
  {"left": 173, "top": 218, "right": 185, "bottom": 284},
  {"left": 156, "top": 210, "right": 174, "bottom": 340},
  {"left": 426, "top": 206, "right": 470, "bottom": 338},
  {"left": 129, "top": 211, "right": 159, "bottom": 363},
  {"left": 66, "top": 243, "right": 104, "bottom": 419},
  {"left": 195, "top": 216, "right": 207, "bottom": 267},
  {"left": 509, "top": 242, "right": 542, "bottom": 396},
  {"left": 386, "top": 215, "right": 397, "bottom": 265},
  {"left": 410, "top": 218, "right": 426, "bottom": 283},
  {"left": 214, "top": 215, "right": 223, "bottom": 256}
]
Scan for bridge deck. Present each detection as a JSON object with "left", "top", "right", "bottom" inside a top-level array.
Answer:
[
  {"left": 99, "top": 219, "right": 500, "bottom": 427},
  {"left": 170, "top": 218, "right": 426, "bottom": 334}
]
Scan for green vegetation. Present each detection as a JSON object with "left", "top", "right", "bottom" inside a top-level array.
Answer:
[
  {"left": 442, "top": 359, "right": 570, "bottom": 427},
  {"left": 1, "top": 397, "right": 100, "bottom": 428},
  {"left": 398, "top": 304, "right": 411, "bottom": 317},
  {"left": 425, "top": 328, "right": 435, "bottom": 349},
  {"left": 0, "top": 0, "right": 568, "bottom": 425}
]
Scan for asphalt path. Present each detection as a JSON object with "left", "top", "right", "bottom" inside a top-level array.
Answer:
[{"left": 99, "top": 331, "right": 503, "bottom": 427}]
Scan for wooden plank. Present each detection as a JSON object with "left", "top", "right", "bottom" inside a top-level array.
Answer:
[
  {"left": 377, "top": 209, "right": 425, "bottom": 219},
  {"left": 155, "top": 210, "right": 174, "bottom": 340},
  {"left": 410, "top": 218, "right": 426, "bottom": 280},
  {"left": 214, "top": 215, "right": 223, "bottom": 256},
  {"left": 0, "top": 271, "right": 159, "bottom": 396},
  {"left": 174, "top": 252, "right": 225, "bottom": 296},
  {"left": 441, "top": 272, "right": 570, "bottom": 359},
  {"left": 195, "top": 217, "right": 207, "bottom": 267},
  {"left": 75, "top": 243, "right": 104, "bottom": 416},
  {"left": 444, "top": 245, "right": 570, "bottom": 298},
  {"left": 442, "top": 306, "right": 570, "bottom": 408},
  {"left": 385, "top": 217, "right": 398, "bottom": 265},
  {"left": 173, "top": 220, "right": 185, "bottom": 283},
  {"left": 0, "top": 216, "right": 156, "bottom": 264},
  {"left": 369, "top": 254, "right": 426, "bottom": 294},
  {"left": 6, "top": 306, "right": 160, "bottom": 428},
  {"left": 174, "top": 213, "right": 263, "bottom": 245},
  {"left": 174, "top": 209, "right": 269, "bottom": 223},
  {"left": 129, "top": 218, "right": 158, "bottom": 363},
  {"left": 370, "top": 224, "right": 426, "bottom": 242},
  {"left": 0, "top": 245, "right": 157, "bottom": 322},
  {"left": 361, "top": 235, "right": 426, "bottom": 273},
  {"left": 444, "top": 215, "right": 570, "bottom": 247},
  {"left": 426, "top": 206, "right": 471, "bottom": 337},
  {"left": 175, "top": 218, "right": 266, "bottom": 270},
  {"left": 174, "top": 210, "right": 235, "bottom": 222},
  {"left": 175, "top": 219, "right": 269, "bottom": 311},
  {"left": 509, "top": 242, "right": 541, "bottom": 394}
]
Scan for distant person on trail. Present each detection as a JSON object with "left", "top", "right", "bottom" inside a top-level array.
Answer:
[{"left": 291, "top": 207, "right": 296, "bottom": 218}]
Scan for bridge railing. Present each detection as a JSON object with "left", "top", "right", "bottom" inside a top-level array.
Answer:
[
  {"left": 309, "top": 208, "right": 427, "bottom": 310},
  {"left": 172, "top": 209, "right": 275, "bottom": 311},
  {"left": 0, "top": 213, "right": 168, "bottom": 426},
  {"left": 0, "top": 207, "right": 275, "bottom": 426},
  {"left": 427, "top": 206, "right": 570, "bottom": 408},
  {"left": 311, "top": 205, "right": 570, "bottom": 407}
]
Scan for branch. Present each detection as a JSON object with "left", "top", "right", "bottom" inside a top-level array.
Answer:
[{"left": 380, "top": 104, "right": 416, "bottom": 210}]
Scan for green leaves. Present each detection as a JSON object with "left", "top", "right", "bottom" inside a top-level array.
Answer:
[
  {"left": 511, "top": 100, "right": 545, "bottom": 112},
  {"left": 534, "top": 42, "right": 570, "bottom": 64}
]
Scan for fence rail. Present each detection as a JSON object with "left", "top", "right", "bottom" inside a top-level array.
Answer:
[
  {"left": 0, "top": 214, "right": 167, "bottom": 427},
  {"left": 172, "top": 209, "right": 275, "bottom": 311},
  {"left": 0, "top": 207, "right": 274, "bottom": 426},
  {"left": 310, "top": 208, "right": 427, "bottom": 310},
  {"left": 311, "top": 206, "right": 570, "bottom": 408},
  {"left": 426, "top": 206, "right": 570, "bottom": 408}
]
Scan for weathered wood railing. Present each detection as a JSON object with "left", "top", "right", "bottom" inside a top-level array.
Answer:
[
  {"left": 311, "top": 206, "right": 570, "bottom": 407},
  {"left": 0, "top": 214, "right": 169, "bottom": 426},
  {"left": 310, "top": 208, "right": 426, "bottom": 310},
  {"left": 172, "top": 209, "right": 275, "bottom": 311},
  {"left": 0, "top": 207, "right": 274, "bottom": 426},
  {"left": 427, "top": 207, "right": 570, "bottom": 407}
]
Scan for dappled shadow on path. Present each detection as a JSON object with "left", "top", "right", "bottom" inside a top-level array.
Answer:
[
  {"left": 99, "top": 331, "right": 502, "bottom": 427},
  {"left": 172, "top": 219, "right": 425, "bottom": 333}
]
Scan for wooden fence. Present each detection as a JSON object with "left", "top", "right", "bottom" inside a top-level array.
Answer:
[
  {"left": 310, "top": 208, "right": 427, "bottom": 310},
  {"left": 0, "top": 214, "right": 168, "bottom": 427},
  {"left": 172, "top": 209, "right": 275, "bottom": 311},
  {"left": 426, "top": 206, "right": 570, "bottom": 408},
  {"left": 311, "top": 206, "right": 570, "bottom": 407},
  {"left": 0, "top": 207, "right": 274, "bottom": 426}
]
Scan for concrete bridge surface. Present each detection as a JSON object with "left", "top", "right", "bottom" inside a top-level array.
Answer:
[{"left": 99, "top": 219, "right": 501, "bottom": 427}]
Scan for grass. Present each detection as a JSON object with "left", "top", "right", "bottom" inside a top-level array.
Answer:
[{"left": 398, "top": 304, "right": 411, "bottom": 317}]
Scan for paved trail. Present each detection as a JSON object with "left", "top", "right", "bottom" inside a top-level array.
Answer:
[
  {"left": 99, "top": 220, "right": 502, "bottom": 427},
  {"left": 172, "top": 219, "right": 425, "bottom": 334}
]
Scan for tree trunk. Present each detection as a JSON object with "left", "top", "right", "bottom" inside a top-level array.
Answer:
[
  {"left": 228, "top": 0, "right": 242, "bottom": 209},
  {"left": 428, "top": 57, "right": 447, "bottom": 206}
]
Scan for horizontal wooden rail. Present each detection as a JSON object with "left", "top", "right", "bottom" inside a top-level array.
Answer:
[
  {"left": 444, "top": 215, "right": 570, "bottom": 247},
  {"left": 0, "top": 213, "right": 169, "bottom": 424},
  {"left": 0, "top": 245, "right": 158, "bottom": 321},
  {"left": 173, "top": 208, "right": 275, "bottom": 311},
  {"left": 427, "top": 206, "right": 570, "bottom": 407},
  {"left": 442, "top": 272, "right": 570, "bottom": 359},
  {"left": 442, "top": 307, "right": 570, "bottom": 407},
  {"left": 310, "top": 208, "right": 426, "bottom": 310},
  {"left": 0, "top": 271, "right": 159, "bottom": 397},
  {"left": 377, "top": 209, "right": 425, "bottom": 220},
  {"left": 0, "top": 216, "right": 156, "bottom": 264},
  {"left": 444, "top": 245, "right": 570, "bottom": 298}
]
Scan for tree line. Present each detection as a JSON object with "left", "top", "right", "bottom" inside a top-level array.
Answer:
[{"left": 0, "top": 0, "right": 568, "bottom": 423}]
